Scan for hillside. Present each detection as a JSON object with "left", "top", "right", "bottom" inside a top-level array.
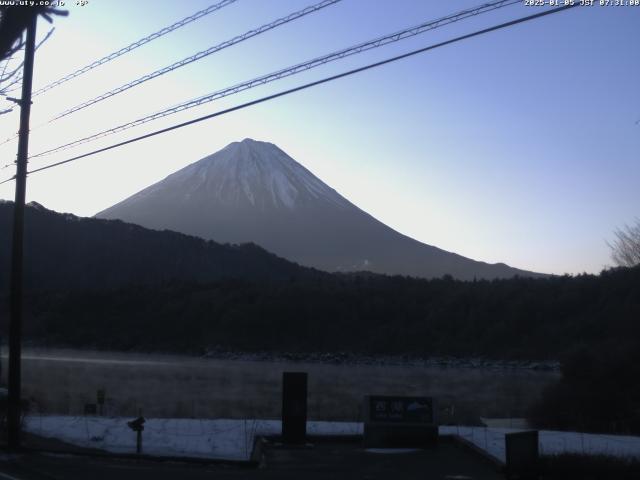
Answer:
[{"left": 0, "top": 201, "right": 321, "bottom": 292}]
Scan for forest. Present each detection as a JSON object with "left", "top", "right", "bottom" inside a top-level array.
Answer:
[{"left": 6, "top": 266, "right": 638, "bottom": 363}]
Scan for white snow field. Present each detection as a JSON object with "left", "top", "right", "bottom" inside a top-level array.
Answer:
[
  {"left": 442, "top": 426, "right": 640, "bottom": 463},
  {"left": 24, "top": 416, "right": 362, "bottom": 460},
  {"left": 23, "top": 416, "right": 640, "bottom": 463}
]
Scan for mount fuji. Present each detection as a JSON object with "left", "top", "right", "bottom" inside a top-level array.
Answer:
[{"left": 96, "top": 139, "right": 542, "bottom": 280}]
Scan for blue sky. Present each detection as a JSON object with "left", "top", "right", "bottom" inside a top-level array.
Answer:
[{"left": 0, "top": 0, "right": 638, "bottom": 275}]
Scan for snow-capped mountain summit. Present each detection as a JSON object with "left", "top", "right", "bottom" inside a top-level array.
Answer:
[
  {"left": 97, "top": 139, "right": 543, "bottom": 279},
  {"left": 150, "top": 138, "right": 349, "bottom": 211}
]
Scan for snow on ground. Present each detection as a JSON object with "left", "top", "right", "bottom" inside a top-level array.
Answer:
[
  {"left": 24, "top": 416, "right": 362, "bottom": 460},
  {"left": 440, "top": 426, "right": 640, "bottom": 463},
  {"left": 24, "top": 416, "right": 640, "bottom": 463}
]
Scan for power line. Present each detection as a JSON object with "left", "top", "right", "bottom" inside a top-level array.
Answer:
[
  {"left": 31, "top": 0, "right": 239, "bottom": 97},
  {"left": 0, "top": 3, "right": 578, "bottom": 184},
  {"left": 48, "top": 0, "right": 342, "bottom": 122},
  {"left": 28, "top": 0, "right": 520, "bottom": 161},
  {"left": 0, "top": 0, "right": 340, "bottom": 159},
  {"left": 2, "top": 0, "right": 238, "bottom": 146}
]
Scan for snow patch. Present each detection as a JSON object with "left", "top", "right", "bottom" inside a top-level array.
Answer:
[
  {"left": 440, "top": 426, "right": 640, "bottom": 463},
  {"left": 23, "top": 416, "right": 640, "bottom": 463},
  {"left": 24, "top": 416, "right": 361, "bottom": 461}
]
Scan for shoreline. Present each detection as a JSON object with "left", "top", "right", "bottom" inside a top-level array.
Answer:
[{"left": 0, "top": 344, "right": 561, "bottom": 372}]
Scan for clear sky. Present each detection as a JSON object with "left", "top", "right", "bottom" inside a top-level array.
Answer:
[{"left": 0, "top": 0, "right": 638, "bottom": 275}]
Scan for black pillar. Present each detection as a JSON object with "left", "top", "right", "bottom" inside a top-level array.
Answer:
[{"left": 282, "top": 372, "right": 307, "bottom": 444}]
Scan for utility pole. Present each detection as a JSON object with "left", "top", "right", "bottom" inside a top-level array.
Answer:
[{"left": 7, "top": 13, "right": 37, "bottom": 450}]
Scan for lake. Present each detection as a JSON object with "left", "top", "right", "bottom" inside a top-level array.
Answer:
[{"left": 2, "top": 348, "right": 559, "bottom": 424}]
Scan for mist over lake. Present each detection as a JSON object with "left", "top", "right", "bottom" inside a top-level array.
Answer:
[{"left": 6, "top": 348, "right": 559, "bottom": 423}]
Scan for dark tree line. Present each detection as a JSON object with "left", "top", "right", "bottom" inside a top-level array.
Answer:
[
  {"left": 5, "top": 266, "right": 637, "bottom": 363},
  {"left": 529, "top": 342, "right": 640, "bottom": 435}
]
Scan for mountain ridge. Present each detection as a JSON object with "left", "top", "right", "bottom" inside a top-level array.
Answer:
[{"left": 0, "top": 201, "right": 323, "bottom": 292}]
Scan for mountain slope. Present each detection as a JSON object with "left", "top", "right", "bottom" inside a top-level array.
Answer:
[
  {"left": 0, "top": 201, "right": 320, "bottom": 292},
  {"left": 97, "top": 138, "right": 544, "bottom": 280}
]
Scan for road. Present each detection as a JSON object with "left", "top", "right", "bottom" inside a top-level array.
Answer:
[{"left": 0, "top": 438, "right": 503, "bottom": 480}]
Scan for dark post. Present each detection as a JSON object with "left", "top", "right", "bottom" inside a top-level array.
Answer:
[
  {"left": 136, "top": 430, "right": 142, "bottom": 455},
  {"left": 505, "top": 430, "right": 539, "bottom": 479},
  {"left": 127, "top": 415, "right": 145, "bottom": 455},
  {"left": 7, "top": 14, "right": 37, "bottom": 450},
  {"left": 281, "top": 372, "right": 307, "bottom": 444},
  {"left": 97, "top": 389, "right": 105, "bottom": 416}
]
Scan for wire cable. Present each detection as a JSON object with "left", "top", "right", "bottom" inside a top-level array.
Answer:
[
  {"left": 29, "top": 0, "right": 520, "bottom": 160},
  {"left": 31, "top": 0, "right": 239, "bottom": 97},
  {"left": 48, "top": 0, "right": 342, "bottom": 122},
  {"left": 0, "top": 0, "right": 339, "bottom": 156},
  {"left": 0, "top": 3, "right": 578, "bottom": 185}
]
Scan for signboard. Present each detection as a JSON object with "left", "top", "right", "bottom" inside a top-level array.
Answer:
[
  {"left": 368, "top": 396, "right": 433, "bottom": 424},
  {"left": 364, "top": 395, "right": 437, "bottom": 448},
  {"left": 127, "top": 416, "right": 146, "bottom": 432}
]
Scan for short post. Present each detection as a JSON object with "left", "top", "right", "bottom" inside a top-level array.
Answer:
[
  {"left": 505, "top": 430, "right": 539, "bottom": 480},
  {"left": 97, "top": 389, "right": 105, "bottom": 416},
  {"left": 281, "top": 372, "right": 307, "bottom": 444},
  {"left": 127, "top": 415, "right": 145, "bottom": 455}
]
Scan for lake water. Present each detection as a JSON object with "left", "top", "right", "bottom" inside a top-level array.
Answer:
[{"left": 2, "top": 348, "right": 559, "bottom": 423}]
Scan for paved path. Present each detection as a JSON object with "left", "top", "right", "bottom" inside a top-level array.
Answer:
[{"left": 0, "top": 438, "right": 503, "bottom": 480}]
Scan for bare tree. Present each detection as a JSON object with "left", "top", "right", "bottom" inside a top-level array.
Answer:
[
  {"left": 0, "top": 6, "right": 66, "bottom": 119},
  {"left": 0, "top": 5, "right": 66, "bottom": 62},
  {"left": 609, "top": 219, "right": 640, "bottom": 268}
]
